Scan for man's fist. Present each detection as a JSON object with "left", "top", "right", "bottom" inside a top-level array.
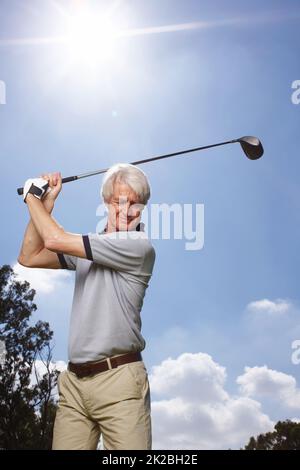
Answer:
[
  {"left": 23, "top": 178, "right": 50, "bottom": 203},
  {"left": 40, "top": 172, "right": 62, "bottom": 202}
]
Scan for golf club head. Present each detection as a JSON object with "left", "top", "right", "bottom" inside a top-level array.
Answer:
[{"left": 238, "top": 136, "right": 264, "bottom": 160}]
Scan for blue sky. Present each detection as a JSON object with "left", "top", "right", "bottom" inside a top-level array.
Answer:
[{"left": 1, "top": 0, "right": 300, "bottom": 448}]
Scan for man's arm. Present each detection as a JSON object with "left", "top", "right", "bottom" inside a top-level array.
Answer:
[
  {"left": 18, "top": 200, "right": 60, "bottom": 268},
  {"left": 21, "top": 173, "right": 149, "bottom": 272},
  {"left": 25, "top": 194, "right": 86, "bottom": 259},
  {"left": 25, "top": 195, "right": 152, "bottom": 274},
  {"left": 18, "top": 172, "right": 66, "bottom": 269}
]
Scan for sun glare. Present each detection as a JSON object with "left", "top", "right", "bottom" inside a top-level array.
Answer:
[{"left": 65, "top": 8, "right": 117, "bottom": 66}]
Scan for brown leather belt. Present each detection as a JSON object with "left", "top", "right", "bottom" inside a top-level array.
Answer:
[{"left": 68, "top": 351, "right": 142, "bottom": 378}]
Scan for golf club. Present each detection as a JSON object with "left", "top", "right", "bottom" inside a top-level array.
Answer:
[{"left": 17, "top": 135, "right": 264, "bottom": 196}]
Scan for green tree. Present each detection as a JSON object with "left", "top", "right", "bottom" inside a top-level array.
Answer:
[
  {"left": 0, "top": 264, "right": 58, "bottom": 449},
  {"left": 244, "top": 420, "right": 300, "bottom": 450}
]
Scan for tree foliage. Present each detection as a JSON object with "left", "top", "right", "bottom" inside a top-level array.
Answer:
[
  {"left": 244, "top": 420, "right": 300, "bottom": 450},
  {"left": 0, "top": 264, "right": 58, "bottom": 449}
]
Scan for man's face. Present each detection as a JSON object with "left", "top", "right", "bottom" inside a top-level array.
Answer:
[{"left": 106, "top": 181, "right": 143, "bottom": 232}]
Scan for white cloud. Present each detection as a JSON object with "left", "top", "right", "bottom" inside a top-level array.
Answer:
[
  {"left": 149, "top": 353, "right": 274, "bottom": 449},
  {"left": 33, "top": 359, "right": 67, "bottom": 378},
  {"left": 150, "top": 352, "right": 228, "bottom": 403},
  {"left": 30, "top": 359, "right": 67, "bottom": 392},
  {"left": 237, "top": 365, "right": 300, "bottom": 409},
  {"left": 246, "top": 298, "right": 291, "bottom": 315},
  {"left": 13, "top": 261, "right": 73, "bottom": 294}
]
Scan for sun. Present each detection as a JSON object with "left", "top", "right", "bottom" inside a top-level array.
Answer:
[{"left": 65, "top": 7, "right": 118, "bottom": 66}]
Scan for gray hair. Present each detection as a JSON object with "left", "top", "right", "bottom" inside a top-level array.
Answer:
[{"left": 101, "top": 163, "right": 151, "bottom": 205}]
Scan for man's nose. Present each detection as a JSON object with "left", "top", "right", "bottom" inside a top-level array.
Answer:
[{"left": 119, "top": 202, "right": 130, "bottom": 215}]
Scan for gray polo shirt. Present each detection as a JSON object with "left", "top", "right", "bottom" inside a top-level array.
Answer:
[{"left": 57, "top": 224, "right": 156, "bottom": 364}]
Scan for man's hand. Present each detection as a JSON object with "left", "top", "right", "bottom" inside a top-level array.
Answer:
[
  {"left": 23, "top": 177, "right": 50, "bottom": 204},
  {"left": 23, "top": 172, "right": 62, "bottom": 211},
  {"left": 40, "top": 172, "right": 62, "bottom": 204}
]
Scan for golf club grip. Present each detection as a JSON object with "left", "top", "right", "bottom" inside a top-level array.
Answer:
[{"left": 17, "top": 175, "right": 78, "bottom": 196}]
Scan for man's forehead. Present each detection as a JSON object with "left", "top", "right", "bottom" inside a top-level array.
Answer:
[{"left": 112, "top": 183, "right": 138, "bottom": 201}]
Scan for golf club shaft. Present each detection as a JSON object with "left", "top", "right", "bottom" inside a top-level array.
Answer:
[{"left": 17, "top": 139, "right": 238, "bottom": 196}]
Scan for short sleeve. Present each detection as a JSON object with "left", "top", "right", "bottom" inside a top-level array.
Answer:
[
  {"left": 57, "top": 253, "right": 77, "bottom": 271},
  {"left": 81, "top": 231, "right": 152, "bottom": 274}
]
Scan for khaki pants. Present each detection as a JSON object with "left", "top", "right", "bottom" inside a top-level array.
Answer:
[{"left": 52, "top": 359, "right": 151, "bottom": 450}]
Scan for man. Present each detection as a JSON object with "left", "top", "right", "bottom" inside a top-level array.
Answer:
[{"left": 18, "top": 163, "right": 156, "bottom": 450}]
